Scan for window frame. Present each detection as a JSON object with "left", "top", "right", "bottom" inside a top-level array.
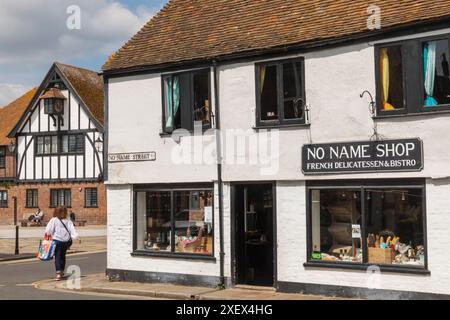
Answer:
[
  {"left": 35, "top": 133, "right": 85, "bottom": 156},
  {"left": 161, "top": 68, "right": 212, "bottom": 134},
  {"left": 375, "top": 33, "right": 450, "bottom": 117},
  {"left": 25, "top": 189, "right": 39, "bottom": 208},
  {"left": 255, "top": 57, "right": 306, "bottom": 127},
  {"left": 0, "top": 190, "right": 7, "bottom": 208},
  {"left": 305, "top": 179, "right": 429, "bottom": 275},
  {"left": 85, "top": 188, "right": 98, "bottom": 208},
  {"left": 132, "top": 184, "right": 215, "bottom": 260},
  {"left": 0, "top": 147, "right": 6, "bottom": 169},
  {"left": 49, "top": 188, "right": 72, "bottom": 208}
]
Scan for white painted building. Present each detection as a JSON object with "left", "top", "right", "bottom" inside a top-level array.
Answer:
[{"left": 103, "top": 1, "right": 450, "bottom": 298}]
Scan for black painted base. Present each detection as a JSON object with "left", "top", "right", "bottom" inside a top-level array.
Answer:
[
  {"left": 277, "top": 281, "right": 450, "bottom": 300},
  {"left": 106, "top": 268, "right": 230, "bottom": 288}
]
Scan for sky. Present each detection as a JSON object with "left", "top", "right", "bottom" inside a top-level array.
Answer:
[{"left": 0, "top": 0, "right": 168, "bottom": 106}]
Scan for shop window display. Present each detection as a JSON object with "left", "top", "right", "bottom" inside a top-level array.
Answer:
[
  {"left": 135, "top": 187, "right": 214, "bottom": 256},
  {"left": 309, "top": 185, "right": 425, "bottom": 268}
]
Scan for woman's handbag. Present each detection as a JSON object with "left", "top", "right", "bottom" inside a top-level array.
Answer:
[
  {"left": 58, "top": 218, "right": 73, "bottom": 249},
  {"left": 37, "top": 235, "right": 56, "bottom": 261}
]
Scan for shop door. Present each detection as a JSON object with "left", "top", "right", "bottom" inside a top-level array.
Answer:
[{"left": 233, "top": 183, "right": 275, "bottom": 287}]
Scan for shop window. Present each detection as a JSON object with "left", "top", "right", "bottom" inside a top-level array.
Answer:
[
  {"left": 85, "top": 188, "right": 98, "bottom": 208},
  {"left": 26, "top": 189, "right": 38, "bottom": 208},
  {"left": 174, "top": 191, "right": 213, "bottom": 254},
  {"left": 376, "top": 34, "right": 450, "bottom": 116},
  {"left": 0, "top": 191, "right": 7, "bottom": 208},
  {"left": 162, "top": 69, "right": 211, "bottom": 133},
  {"left": 308, "top": 182, "right": 426, "bottom": 269},
  {"left": 50, "top": 189, "right": 71, "bottom": 207},
  {"left": 135, "top": 186, "right": 214, "bottom": 256},
  {"left": 0, "top": 147, "right": 5, "bottom": 168},
  {"left": 256, "top": 58, "right": 305, "bottom": 126}
]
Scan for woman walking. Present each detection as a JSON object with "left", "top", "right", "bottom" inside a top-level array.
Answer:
[{"left": 44, "top": 206, "right": 79, "bottom": 280}]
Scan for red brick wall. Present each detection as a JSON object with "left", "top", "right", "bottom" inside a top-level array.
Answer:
[{"left": 0, "top": 181, "right": 106, "bottom": 225}]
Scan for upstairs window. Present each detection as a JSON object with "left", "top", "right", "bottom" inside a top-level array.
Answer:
[
  {"left": 0, "top": 147, "right": 5, "bottom": 168},
  {"left": 36, "top": 134, "right": 84, "bottom": 156},
  {"left": 376, "top": 34, "right": 450, "bottom": 116},
  {"left": 256, "top": 58, "right": 306, "bottom": 126},
  {"left": 163, "top": 69, "right": 211, "bottom": 133}
]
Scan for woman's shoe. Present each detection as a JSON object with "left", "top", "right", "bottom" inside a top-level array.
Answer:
[{"left": 56, "top": 273, "right": 63, "bottom": 281}]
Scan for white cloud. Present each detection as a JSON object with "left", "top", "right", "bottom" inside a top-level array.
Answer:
[
  {"left": 0, "top": 84, "right": 31, "bottom": 107},
  {"left": 0, "top": 0, "right": 161, "bottom": 103}
]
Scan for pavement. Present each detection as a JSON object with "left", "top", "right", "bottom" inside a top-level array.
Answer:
[
  {"left": 0, "top": 225, "right": 107, "bottom": 239},
  {"left": 35, "top": 272, "right": 346, "bottom": 300}
]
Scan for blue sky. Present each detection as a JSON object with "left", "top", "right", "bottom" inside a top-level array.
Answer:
[{"left": 0, "top": 0, "right": 168, "bottom": 106}]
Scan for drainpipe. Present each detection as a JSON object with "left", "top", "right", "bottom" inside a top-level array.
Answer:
[{"left": 213, "top": 61, "right": 225, "bottom": 288}]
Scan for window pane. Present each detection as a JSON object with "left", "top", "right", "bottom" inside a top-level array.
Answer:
[
  {"left": 51, "top": 136, "right": 58, "bottom": 153},
  {"left": 423, "top": 40, "right": 450, "bottom": 106},
  {"left": 311, "top": 190, "right": 362, "bottom": 263},
  {"left": 61, "top": 135, "right": 69, "bottom": 153},
  {"left": 174, "top": 190, "right": 213, "bottom": 255},
  {"left": 192, "top": 71, "right": 211, "bottom": 127},
  {"left": 144, "top": 191, "right": 171, "bottom": 252},
  {"left": 366, "top": 188, "right": 424, "bottom": 266},
  {"left": 379, "top": 46, "right": 404, "bottom": 110},
  {"left": 283, "top": 62, "right": 303, "bottom": 119},
  {"left": 259, "top": 65, "right": 278, "bottom": 121},
  {"left": 26, "top": 190, "right": 38, "bottom": 208},
  {"left": 0, "top": 191, "right": 7, "bottom": 207},
  {"left": 44, "top": 137, "right": 51, "bottom": 154},
  {"left": 37, "top": 137, "right": 44, "bottom": 155},
  {"left": 50, "top": 190, "right": 57, "bottom": 207},
  {"left": 64, "top": 189, "right": 71, "bottom": 207},
  {"left": 164, "top": 76, "right": 181, "bottom": 132}
]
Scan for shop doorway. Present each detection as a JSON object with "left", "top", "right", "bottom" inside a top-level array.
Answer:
[{"left": 232, "top": 183, "right": 276, "bottom": 287}]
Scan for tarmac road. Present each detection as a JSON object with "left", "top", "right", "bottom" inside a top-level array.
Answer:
[{"left": 0, "top": 251, "right": 128, "bottom": 300}]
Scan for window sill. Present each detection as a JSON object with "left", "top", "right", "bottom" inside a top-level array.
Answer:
[
  {"left": 159, "top": 128, "right": 214, "bottom": 138},
  {"left": 303, "top": 261, "right": 430, "bottom": 275},
  {"left": 84, "top": 206, "right": 99, "bottom": 209},
  {"left": 131, "top": 250, "right": 216, "bottom": 261},
  {"left": 252, "top": 123, "right": 310, "bottom": 130},
  {"left": 374, "top": 109, "right": 450, "bottom": 120}
]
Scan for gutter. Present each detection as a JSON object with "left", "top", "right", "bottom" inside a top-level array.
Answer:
[{"left": 213, "top": 61, "right": 225, "bottom": 288}]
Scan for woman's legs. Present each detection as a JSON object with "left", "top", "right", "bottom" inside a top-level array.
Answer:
[{"left": 54, "top": 241, "right": 68, "bottom": 274}]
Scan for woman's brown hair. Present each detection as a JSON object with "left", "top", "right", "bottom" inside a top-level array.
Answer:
[{"left": 53, "top": 206, "right": 68, "bottom": 219}]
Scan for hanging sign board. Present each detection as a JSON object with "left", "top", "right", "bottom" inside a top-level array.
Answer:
[
  {"left": 108, "top": 152, "right": 156, "bottom": 163},
  {"left": 302, "top": 138, "right": 423, "bottom": 175}
]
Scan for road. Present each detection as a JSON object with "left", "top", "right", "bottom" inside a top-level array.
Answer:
[{"left": 0, "top": 251, "right": 127, "bottom": 300}]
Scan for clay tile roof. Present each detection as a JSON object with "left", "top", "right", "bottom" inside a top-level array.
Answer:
[
  {"left": 0, "top": 88, "right": 37, "bottom": 145},
  {"left": 102, "top": 0, "right": 450, "bottom": 72},
  {"left": 40, "top": 87, "right": 67, "bottom": 100},
  {"left": 56, "top": 62, "right": 104, "bottom": 126}
]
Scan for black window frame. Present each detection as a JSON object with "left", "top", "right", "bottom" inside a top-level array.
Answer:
[
  {"left": 25, "top": 189, "right": 38, "bottom": 208},
  {"left": 0, "top": 190, "right": 7, "bottom": 208},
  {"left": 161, "top": 68, "right": 212, "bottom": 134},
  {"left": 35, "top": 133, "right": 84, "bottom": 156},
  {"left": 85, "top": 188, "right": 98, "bottom": 208},
  {"left": 375, "top": 33, "right": 450, "bottom": 117},
  {"left": 132, "top": 183, "right": 215, "bottom": 260},
  {"left": 50, "top": 189, "right": 72, "bottom": 208},
  {"left": 255, "top": 57, "right": 306, "bottom": 127},
  {"left": 0, "top": 147, "right": 6, "bottom": 169},
  {"left": 305, "top": 179, "right": 429, "bottom": 275}
]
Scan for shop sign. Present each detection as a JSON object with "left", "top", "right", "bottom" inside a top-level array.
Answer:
[
  {"left": 108, "top": 152, "right": 156, "bottom": 163},
  {"left": 302, "top": 138, "right": 423, "bottom": 174}
]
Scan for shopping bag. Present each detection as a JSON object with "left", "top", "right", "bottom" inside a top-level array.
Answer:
[{"left": 37, "top": 237, "right": 56, "bottom": 261}]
